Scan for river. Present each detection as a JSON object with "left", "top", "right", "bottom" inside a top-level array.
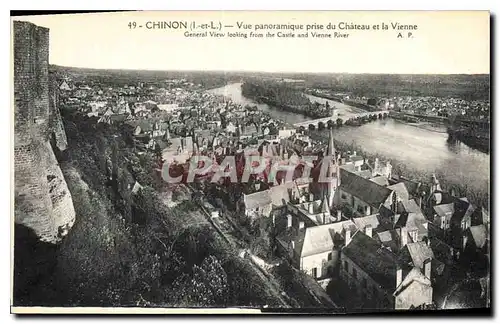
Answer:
[{"left": 209, "top": 83, "right": 490, "bottom": 195}]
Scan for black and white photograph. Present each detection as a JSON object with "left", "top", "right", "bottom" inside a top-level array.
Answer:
[{"left": 10, "top": 10, "right": 491, "bottom": 314}]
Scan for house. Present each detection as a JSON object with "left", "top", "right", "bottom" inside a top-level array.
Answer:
[
  {"left": 399, "top": 241, "right": 434, "bottom": 271},
  {"left": 394, "top": 206, "right": 428, "bottom": 243},
  {"left": 340, "top": 231, "right": 433, "bottom": 309},
  {"left": 389, "top": 176, "right": 422, "bottom": 200},
  {"left": 387, "top": 182, "right": 410, "bottom": 202},
  {"left": 335, "top": 169, "right": 395, "bottom": 217},
  {"left": 242, "top": 190, "right": 273, "bottom": 218},
  {"left": 241, "top": 181, "right": 301, "bottom": 218},
  {"left": 343, "top": 151, "right": 364, "bottom": 172},
  {"left": 287, "top": 196, "right": 339, "bottom": 227},
  {"left": 278, "top": 129, "right": 296, "bottom": 139},
  {"left": 369, "top": 158, "right": 393, "bottom": 179},
  {"left": 340, "top": 164, "right": 373, "bottom": 179},
  {"left": 430, "top": 191, "right": 476, "bottom": 248},
  {"left": 462, "top": 224, "right": 489, "bottom": 254},
  {"left": 276, "top": 218, "right": 357, "bottom": 279},
  {"left": 59, "top": 80, "right": 72, "bottom": 91}
]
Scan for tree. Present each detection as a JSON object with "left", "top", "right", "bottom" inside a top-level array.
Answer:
[
  {"left": 327, "top": 120, "right": 335, "bottom": 129},
  {"left": 172, "top": 255, "right": 229, "bottom": 307},
  {"left": 318, "top": 121, "right": 326, "bottom": 131},
  {"left": 336, "top": 118, "right": 343, "bottom": 127},
  {"left": 308, "top": 124, "right": 316, "bottom": 131}
]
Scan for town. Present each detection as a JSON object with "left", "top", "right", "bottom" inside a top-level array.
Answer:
[
  {"left": 12, "top": 18, "right": 490, "bottom": 314},
  {"left": 51, "top": 69, "right": 490, "bottom": 311}
]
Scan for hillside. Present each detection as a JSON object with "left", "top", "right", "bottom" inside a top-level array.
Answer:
[{"left": 13, "top": 110, "right": 284, "bottom": 308}]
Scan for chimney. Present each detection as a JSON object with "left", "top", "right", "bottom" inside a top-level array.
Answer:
[
  {"left": 287, "top": 214, "right": 292, "bottom": 228},
  {"left": 396, "top": 266, "right": 402, "bottom": 288},
  {"left": 309, "top": 193, "right": 314, "bottom": 202},
  {"left": 365, "top": 225, "right": 372, "bottom": 238},
  {"left": 337, "top": 209, "right": 342, "bottom": 220},
  {"left": 424, "top": 258, "right": 432, "bottom": 280},
  {"left": 365, "top": 205, "right": 371, "bottom": 216},
  {"left": 400, "top": 227, "right": 408, "bottom": 248},
  {"left": 308, "top": 202, "right": 314, "bottom": 214},
  {"left": 299, "top": 221, "right": 305, "bottom": 230},
  {"left": 345, "top": 228, "right": 351, "bottom": 246}
]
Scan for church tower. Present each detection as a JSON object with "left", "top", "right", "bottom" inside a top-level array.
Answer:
[{"left": 324, "top": 128, "right": 340, "bottom": 208}]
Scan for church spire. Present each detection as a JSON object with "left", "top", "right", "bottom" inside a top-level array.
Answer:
[{"left": 327, "top": 127, "right": 335, "bottom": 158}]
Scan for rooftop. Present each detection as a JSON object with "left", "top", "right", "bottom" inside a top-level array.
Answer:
[
  {"left": 343, "top": 231, "right": 400, "bottom": 291},
  {"left": 340, "top": 169, "right": 393, "bottom": 209}
]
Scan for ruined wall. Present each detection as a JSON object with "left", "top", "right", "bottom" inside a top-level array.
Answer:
[{"left": 14, "top": 21, "right": 75, "bottom": 243}]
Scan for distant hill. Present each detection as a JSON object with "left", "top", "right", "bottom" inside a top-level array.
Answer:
[{"left": 50, "top": 65, "right": 490, "bottom": 100}]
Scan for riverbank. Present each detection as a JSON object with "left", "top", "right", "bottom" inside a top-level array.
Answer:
[
  {"left": 309, "top": 129, "right": 489, "bottom": 209},
  {"left": 447, "top": 127, "right": 490, "bottom": 154},
  {"left": 208, "top": 83, "right": 489, "bottom": 209},
  {"left": 241, "top": 82, "right": 333, "bottom": 119},
  {"left": 393, "top": 120, "right": 448, "bottom": 134}
]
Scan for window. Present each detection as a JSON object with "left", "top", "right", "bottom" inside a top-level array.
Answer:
[
  {"left": 353, "top": 268, "right": 357, "bottom": 279},
  {"left": 344, "top": 261, "right": 349, "bottom": 272},
  {"left": 312, "top": 268, "right": 318, "bottom": 278},
  {"left": 341, "top": 193, "right": 347, "bottom": 200},
  {"left": 328, "top": 252, "right": 333, "bottom": 261}
]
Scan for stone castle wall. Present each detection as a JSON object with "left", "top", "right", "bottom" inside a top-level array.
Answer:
[{"left": 13, "top": 21, "right": 75, "bottom": 243}]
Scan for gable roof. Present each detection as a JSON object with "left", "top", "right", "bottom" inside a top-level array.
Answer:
[
  {"left": 352, "top": 214, "right": 381, "bottom": 231},
  {"left": 404, "top": 241, "right": 435, "bottom": 269},
  {"left": 339, "top": 169, "right": 393, "bottom": 209},
  {"left": 451, "top": 199, "right": 476, "bottom": 223},
  {"left": 370, "top": 175, "right": 390, "bottom": 187},
  {"left": 301, "top": 220, "right": 356, "bottom": 257},
  {"left": 468, "top": 224, "right": 488, "bottom": 249},
  {"left": 395, "top": 211, "right": 428, "bottom": 233},
  {"left": 269, "top": 182, "right": 297, "bottom": 207},
  {"left": 243, "top": 190, "right": 272, "bottom": 210},
  {"left": 433, "top": 203, "right": 455, "bottom": 218},
  {"left": 342, "top": 231, "right": 399, "bottom": 292},
  {"left": 395, "top": 177, "right": 421, "bottom": 197},
  {"left": 376, "top": 229, "right": 400, "bottom": 253},
  {"left": 393, "top": 267, "right": 431, "bottom": 297},
  {"left": 398, "top": 199, "right": 422, "bottom": 214},
  {"left": 387, "top": 182, "right": 410, "bottom": 202}
]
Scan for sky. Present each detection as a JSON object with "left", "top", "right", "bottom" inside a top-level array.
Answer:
[{"left": 12, "top": 11, "right": 490, "bottom": 74}]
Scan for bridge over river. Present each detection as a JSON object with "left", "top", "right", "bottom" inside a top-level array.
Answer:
[{"left": 293, "top": 110, "right": 388, "bottom": 128}]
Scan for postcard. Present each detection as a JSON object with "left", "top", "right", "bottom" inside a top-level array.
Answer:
[{"left": 11, "top": 10, "right": 490, "bottom": 315}]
